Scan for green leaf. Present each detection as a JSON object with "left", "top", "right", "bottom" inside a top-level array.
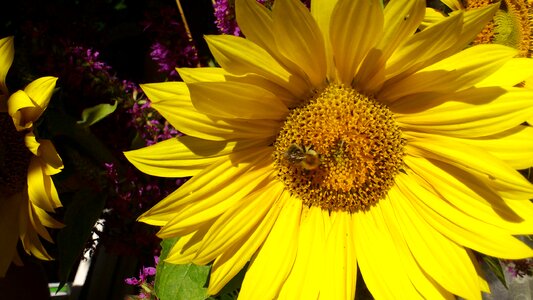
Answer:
[
  {"left": 155, "top": 238, "right": 211, "bottom": 300},
  {"left": 77, "top": 101, "right": 117, "bottom": 127},
  {"left": 483, "top": 255, "right": 508, "bottom": 289},
  {"left": 56, "top": 188, "right": 106, "bottom": 288}
]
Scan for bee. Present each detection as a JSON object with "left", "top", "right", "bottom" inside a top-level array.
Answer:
[{"left": 285, "top": 144, "right": 321, "bottom": 170}]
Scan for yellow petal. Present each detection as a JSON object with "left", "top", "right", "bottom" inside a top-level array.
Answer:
[
  {"left": 125, "top": 136, "right": 267, "bottom": 178},
  {"left": 310, "top": 0, "right": 338, "bottom": 80},
  {"left": 177, "top": 67, "right": 227, "bottom": 83},
  {"left": 320, "top": 211, "right": 357, "bottom": 300},
  {"left": 158, "top": 162, "right": 273, "bottom": 240},
  {"left": 407, "top": 137, "right": 533, "bottom": 199},
  {"left": 354, "top": 204, "right": 423, "bottom": 299},
  {"left": 330, "top": 0, "right": 383, "bottom": 85},
  {"left": 354, "top": 0, "right": 426, "bottom": 92},
  {"left": 34, "top": 138, "right": 63, "bottom": 175},
  {"left": 394, "top": 87, "right": 533, "bottom": 138},
  {"left": 20, "top": 223, "right": 53, "bottom": 260},
  {"left": 164, "top": 222, "right": 212, "bottom": 264},
  {"left": 205, "top": 35, "right": 309, "bottom": 98},
  {"left": 397, "top": 165, "right": 533, "bottom": 259},
  {"left": 452, "top": 4, "right": 498, "bottom": 52},
  {"left": 380, "top": 44, "right": 517, "bottom": 102},
  {"left": 141, "top": 82, "right": 281, "bottom": 141},
  {"left": 272, "top": 0, "right": 327, "bottom": 88},
  {"left": 390, "top": 175, "right": 482, "bottom": 300},
  {"left": 238, "top": 195, "right": 301, "bottom": 299},
  {"left": 207, "top": 189, "right": 289, "bottom": 295},
  {"left": 27, "top": 157, "right": 62, "bottom": 212},
  {"left": 23, "top": 76, "right": 57, "bottom": 111},
  {"left": 27, "top": 204, "right": 54, "bottom": 243},
  {"left": 385, "top": 12, "right": 462, "bottom": 81},
  {"left": 235, "top": 0, "right": 313, "bottom": 93},
  {"left": 380, "top": 196, "right": 454, "bottom": 300},
  {"left": 278, "top": 205, "right": 326, "bottom": 299},
  {"left": 405, "top": 154, "right": 533, "bottom": 234},
  {"left": 420, "top": 8, "right": 446, "bottom": 30},
  {"left": 8, "top": 90, "right": 36, "bottom": 130},
  {"left": 32, "top": 204, "right": 63, "bottom": 229},
  {"left": 226, "top": 73, "right": 299, "bottom": 107},
  {"left": 406, "top": 127, "right": 533, "bottom": 170},
  {"left": 138, "top": 147, "right": 272, "bottom": 226},
  {"left": 188, "top": 81, "right": 288, "bottom": 119},
  {"left": 476, "top": 58, "right": 533, "bottom": 87},
  {"left": 379, "top": 0, "right": 426, "bottom": 61},
  {"left": 193, "top": 179, "right": 283, "bottom": 265},
  {"left": 441, "top": 0, "right": 464, "bottom": 10}
]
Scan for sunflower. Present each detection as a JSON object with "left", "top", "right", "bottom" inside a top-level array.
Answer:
[
  {"left": 424, "top": 0, "right": 533, "bottom": 57},
  {"left": 125, "top": 0, "right": 533, "bottom": 298},
  {"left": 0, "top": 36, "right": 63, "bottom": 277}
]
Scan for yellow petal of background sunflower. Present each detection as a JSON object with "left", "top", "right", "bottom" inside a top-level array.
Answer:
[
  {"left": 188, "top": 81, "right": 288, "bottom": 119},
  {"left": 23, "top": 76, "right": 57, "bottom": 113},
  {"left": 205, "top": 35, "right": 309, "bottom": 97},
  {"left": 138, "top": 147, "right": 272, "bottom": 226},
  {"left": 34, "top": 139, "right": 63, "bottom": 175},
  {"left": 238, "top": 194, "right": 301, "bottom": 300},
  {"left": 27, "top": 204, "right": 54, "bottom": 243},
  {"left": 7, "top": 90, "right": 36, "bottom": 130},
  {"left": 141, "top": 82, "right": 281, "bottom": 141},
  {"left": 329, "top": 0, "right": 383, "bottom": 85},
  {"left": 27, "top": 157, "right": 61, "bottom": 212},
  {"left": 272, "top": 0, "right": 327, "bottom": 88},
  {"left": 125, "top": 136, "right": 267, "bottom": 178},
  {"left": 407, "top": 138, "right": 533, "bottom": 199}
]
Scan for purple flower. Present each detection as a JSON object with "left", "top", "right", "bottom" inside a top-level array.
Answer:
[{"left": 125, "top": 277, "right": 139, "bottom": 285}]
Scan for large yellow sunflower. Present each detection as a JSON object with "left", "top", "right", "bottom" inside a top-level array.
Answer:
[
  {"left": 0, "top": 36, "right": 63, "bottom": 277},
  {"left": 125, "top": 0, "right": 533, "bottom": 298}
]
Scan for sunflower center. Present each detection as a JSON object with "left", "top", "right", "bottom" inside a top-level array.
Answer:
[
  {"left": 273, "top": 84, "right": 405, "bottom": 213},
  {"left": 0, "top": 113, "right": 32, "bottom": 198},
  {"left": 468, "top": 0, "right": 532, "bottom": 57}
]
